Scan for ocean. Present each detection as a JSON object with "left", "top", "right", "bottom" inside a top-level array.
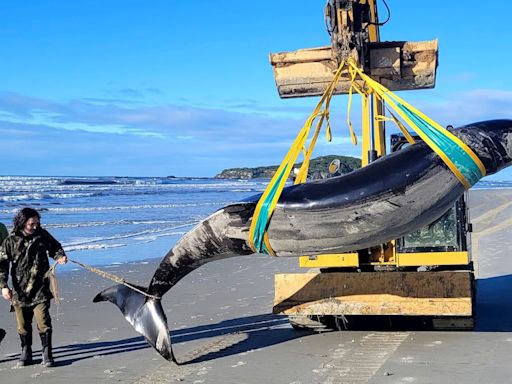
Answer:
[
  {"left": 0, "top": 176, "right": 510, "bottom": 271},
  {"left": 0, "top": 176, "right": 268, "bottom": 271}
]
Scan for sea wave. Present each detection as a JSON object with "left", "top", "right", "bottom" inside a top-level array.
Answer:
[
  {"left": 0, "top": 176, "right": 254, "bottom": 266},
  {"left": 0, "top": 202, "right": 233, "bottom": 214},
  {"left": 64, "top": 243, "right": 126, "bottom": 252},
  {"left": 0, "top": 192, "right": 100, "bottom": 202},
  {"left": 0, "top": 177, "right": 263, "bottom": 204},
  {"left": 61, "top": 178, "right": 119, "bottom": 185},
  {"left": 61, "top": 223, "right": 197, "bottom": 251},
  {"left": 45, "top": 219, "right": 196, "bottom": 229}
]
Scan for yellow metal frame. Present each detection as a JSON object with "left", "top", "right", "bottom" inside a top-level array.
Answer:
[
  {"left": 361, "top": 0, "right": 385, "bottom": 166},
  {"left": 396, "top": 251, "right": 469, "bottom": 267},
  {"left": 300, "top": 0, "right": 386, "bottom": 266},
  {"left": 365, "top": 0, "right": 380, "bottom": 42},
  {"left": 274, "top": 1, "right": 474, "bottom": 322},
  {"left": 299, "top": 250, "right": 468, "bottom": 269},
  {"left": 298, "top": 0, "right": 469, "bottom": 270},
  {"left": 299, "top": 253, "right": 359, "bottom": 268},
  {"left": 361, "top": 93, "right": 386, "bottom": 166}
]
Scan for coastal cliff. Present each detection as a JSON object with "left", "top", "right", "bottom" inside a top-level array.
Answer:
[{"left": 215, "top": 155, "right": 361, "bottom": 179}]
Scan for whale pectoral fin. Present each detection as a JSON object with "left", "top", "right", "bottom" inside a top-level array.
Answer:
[{"left": 93, "top": 284, "right": 176, "bottom": 363}]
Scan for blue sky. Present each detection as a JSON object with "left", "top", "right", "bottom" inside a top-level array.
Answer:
[{"left": 0, "top": 1, "right": 511, "bottom": 179}]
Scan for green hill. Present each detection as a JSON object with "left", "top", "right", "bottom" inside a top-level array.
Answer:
[{"left": 215, "top": 155, "right": 361, "bottom": 179}]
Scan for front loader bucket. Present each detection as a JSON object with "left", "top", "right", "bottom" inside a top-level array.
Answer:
[{"left": 270, "top": 39, "right": 438, "bottom": 99}]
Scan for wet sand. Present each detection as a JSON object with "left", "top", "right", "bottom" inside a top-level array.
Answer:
[{"left": 1, "top": 188, "right": 512, "bottom": 383}]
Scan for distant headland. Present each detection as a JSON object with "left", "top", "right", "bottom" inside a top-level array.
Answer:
[{"left": 215, "top": 155, "right": 361, "bottom": 179}]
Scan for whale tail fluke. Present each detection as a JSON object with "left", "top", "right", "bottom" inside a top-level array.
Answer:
[{"left": 93, "top": 284, "right": 176, "bottom": 363}]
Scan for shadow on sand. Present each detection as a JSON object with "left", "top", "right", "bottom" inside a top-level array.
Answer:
[
  {"left": 0, "top": 336, "right": 150, "bottom": 366},
  {"left": 475, "top": 274, "right": 512, "bottom": 331},
  {"left": 2, "top": 274, "right": 511, "bottom": 366},
  {"left": 0, "top": 313, "right": 298, "bottom": 366},
  {"left": 173, "top": 273, "right": 512, "bottom": 365}
]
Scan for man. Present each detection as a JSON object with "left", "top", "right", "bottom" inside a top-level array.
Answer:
[
  {"left": 0, "top": 222, "right": 7, "bottom": 346},
  {"left": 0, "top": 221, "right": 7, "bottom": 241},
  {"left": 0, "top": 208, "right": 67, "bottom": 367}
]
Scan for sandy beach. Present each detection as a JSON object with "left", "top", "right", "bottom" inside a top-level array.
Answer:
[{"left": 1, "top": 188, "right": 512, "bottom": 383}]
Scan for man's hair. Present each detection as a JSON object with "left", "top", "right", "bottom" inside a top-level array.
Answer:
[{"left": 13, "top": 207, "right": 41, "bottom": 235}]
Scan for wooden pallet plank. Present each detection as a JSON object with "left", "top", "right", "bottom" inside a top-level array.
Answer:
[{"left": 274, "top": 271, "right": 473, "bottom": 316}]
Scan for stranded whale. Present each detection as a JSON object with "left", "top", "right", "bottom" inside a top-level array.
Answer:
[{"left": 94, "top": 119, "right": 512, "bottom": 362}]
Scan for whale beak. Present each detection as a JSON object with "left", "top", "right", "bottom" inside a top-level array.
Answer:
[{"left": 93, "top": 284, "right": 176, "bottom": 362}]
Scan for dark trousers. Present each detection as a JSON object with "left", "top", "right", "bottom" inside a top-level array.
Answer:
[{"left": 13, "top": 301, "right": 52, "bottom": 335}]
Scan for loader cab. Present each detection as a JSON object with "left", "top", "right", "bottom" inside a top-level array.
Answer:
[{"left": 390, "top": 133, "right": 471, "bottom": 255}]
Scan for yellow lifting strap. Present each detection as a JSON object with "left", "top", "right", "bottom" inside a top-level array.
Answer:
[
  {"left": 248, "top": 59, "right": 353, "bottom": 255},
  {"left": 346, "top": 58, "right": 486, "bottom": 189},
  {"left": 249, "top": 58, "right": 486, "bottom": 255}
]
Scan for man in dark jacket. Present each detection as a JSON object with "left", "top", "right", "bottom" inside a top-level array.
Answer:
[
  {"left": 0, "top": 222, "right": 7, "bottom": 346},
  {"left": 0, "top": 208, "right": 67, "bottom": 367},
  {"left": 0, "top": 222, "right": 7, "bottom": 242}
]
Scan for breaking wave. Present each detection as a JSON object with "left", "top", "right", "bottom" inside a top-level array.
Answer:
[{"left": 0, "top": 176, "right": 260, "bottom": 266}]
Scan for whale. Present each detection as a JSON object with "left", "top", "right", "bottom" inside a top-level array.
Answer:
[{"left": 94, "top": 119, "right": 512, "bottom": 362}]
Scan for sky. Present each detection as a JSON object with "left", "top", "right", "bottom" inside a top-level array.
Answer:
[{"left": 0, "top": 1, "right": 511, "bottom": 179}]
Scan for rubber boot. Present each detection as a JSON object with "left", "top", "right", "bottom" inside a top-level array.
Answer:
[
  {"left": 40, "top": 330, "right": 54, "bottom": 367},
  {"left": 18, "top": 332, "right": 33, "bottom": 366}
]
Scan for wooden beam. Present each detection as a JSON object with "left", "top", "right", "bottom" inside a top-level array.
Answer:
[{"left": 273, "top": 271, "right": 473, "bottom": 316}]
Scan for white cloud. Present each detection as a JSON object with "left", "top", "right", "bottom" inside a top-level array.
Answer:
[
  {"left": 410, "top": 88, "right": 512, "bottom": 127},
  {"left": 0, "top": 88, "right": 509, "bottom": 177}
]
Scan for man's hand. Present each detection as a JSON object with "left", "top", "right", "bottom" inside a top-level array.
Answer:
[
  {"left": 1, "top": 287, "right": 12, "bottom": 301},
  {"left": 57, "top": 255, "right": 68, "bottom": 265}
]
